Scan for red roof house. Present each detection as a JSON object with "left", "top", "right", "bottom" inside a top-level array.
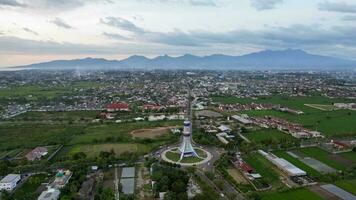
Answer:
[
  {"left": 25, "top": 147, "right": 48, "bottom": 161},
  {"left": 240, "top": 163, "right": 253, "bottom": 174},
  {"left": 106, "top": 103, "right": 129, "bottom": 112}
]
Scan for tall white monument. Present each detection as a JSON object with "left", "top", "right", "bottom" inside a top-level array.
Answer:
[{"left": 179, "top": 120, "right": 198, "bottom": 159}]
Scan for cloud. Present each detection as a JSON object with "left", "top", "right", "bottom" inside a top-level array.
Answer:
[
  {"left": 342, "top": 15, "right": 356, "bottom": 21},
  {"left": 0, "top": 0, "right": 25, "bottom": 7},
  {"left": 188, "top": 0, "right": 216, "bottom": 6},
  {"left": 319, "top": 1, "right": 356, "bottom": 13},
  {"left": 136, "top": 0, "right": 218, "bottom": 7},
  {"left": 250, "top": 0, "right": 283, "bottom": 11},
  {"left": 22, "top": 27, "right": 39, "bottom": 35},
  {"left": 0, "top": 36, "right": 116, "bottom": 55},
  {"left": 102, "top": 18, "right": 356, "bottom": 50},
  {"left": 101, "top": 17, "right": 144, "bottom": 34},
  {"left": 51, "top": 18, "right": 73, "bottom": 29},
  {"left": 103, "top": 32, "right": 129, "bottom": 40}
]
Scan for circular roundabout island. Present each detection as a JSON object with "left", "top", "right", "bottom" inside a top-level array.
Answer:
[{"left": 161, "top": 147, "right": 212, "bottom": 166}]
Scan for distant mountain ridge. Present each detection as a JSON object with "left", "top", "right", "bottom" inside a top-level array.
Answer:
[{"left": 15, "top": 49, "right": 356, "bottom": 70}]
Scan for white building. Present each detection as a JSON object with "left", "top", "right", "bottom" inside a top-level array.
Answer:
[
  {"left": 0, "top": 174, "right": 21, "bottom": 191},
  {"left": 258, "top": 150, "right": 306, "bottom": 177}
]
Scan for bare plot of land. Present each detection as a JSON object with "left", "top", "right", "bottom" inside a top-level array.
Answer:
[
  {"left": 195, "top": 110, "right": 222, "bottom": 118},
  {"left": 300, "top": 157, "right": 337, "bottom": 174},
  {"left": 227, "top": 168, "right": 248, "bottom": 184},
  {"left": 130, "top": 126, "right": 175, "bottom": 138}
]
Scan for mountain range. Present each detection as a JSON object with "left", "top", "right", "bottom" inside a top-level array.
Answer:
[{"left": 14, "top": 49, "right": 356, "bottom": 70}]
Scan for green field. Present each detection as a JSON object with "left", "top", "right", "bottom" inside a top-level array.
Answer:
[
  {"left": 0, "top": 120, "right": 181, "bottom": 151},
  {"left": 69, "top": 120, "right": 181, "bottom": 145},
  {"left": 297, "top": 147, "right": 353, "bottom": 171},
  {"left": 243, "top": 153, "right": 284, "bottom": 189},
  {"left": 261, "top": 188, "right": 323, "bottom": 200},
  {"left": 0, "top": 81, "right": 108, "bottom": 100},
  {"left": 334, "top": 179, "right": 356, "bottom": 195},
  {"left": 273, "top": 151, "right": 321, "bottom": 178},
  {"left": 13, "top": 111, "right": 99, "bottom": 122},
  {"left": 0, "top": 123, "right": 85, "bottom": 150},
  {"left": 213, "top": 96, "right": 356, "bottom": 137},
  {"left": 244, "top": 129, "right": 297, "bottom": 144}
]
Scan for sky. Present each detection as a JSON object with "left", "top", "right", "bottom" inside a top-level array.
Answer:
[{"left": 1, "top": 0, "right": 356, "bottom": 67}]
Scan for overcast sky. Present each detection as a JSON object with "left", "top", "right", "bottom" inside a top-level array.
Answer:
[{"left": 1, "top": 0, "right": 356, "bottom": 67}]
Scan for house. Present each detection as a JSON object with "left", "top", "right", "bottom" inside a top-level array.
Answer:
[
  {"left": 218, "top": 125, "right": 231, "bottom": 132},
  {"left": 53, "top": 170, "right": 72, "bottom": 189},
  {"left": 0, "top": 174, "right": 21, "bottom": 191},
  {"left": 106, "top": 102, "right": 129, "bottom": 112},
  {"left": 38, "top": 188, "right": 60, "bottom": 200},
  {"left": 240, "top": 163, "right": 253, "bottom": 174},
  {"left": 143, "top": 104, "right": 162, "bottom": 111},
  {"left": 25, "top": 147, "right": 48, "bottom": 161}
]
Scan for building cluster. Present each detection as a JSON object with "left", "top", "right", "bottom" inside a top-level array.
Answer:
[
  {"left": 38, "top": 170, "right": 72, "bottom": 200},
  {"left": 1, "top": 70, "right": 354, "bottom": 119},
  {"left": 219, "top": 103, "right": 303, "bottom": 115},
  {"left": 250, "top": 116, "right": 323, "bottom": 139}
]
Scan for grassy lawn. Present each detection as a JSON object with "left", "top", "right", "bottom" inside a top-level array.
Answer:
[
  {"left": 14, "top": 111, "right": 99, "bottom": 122},
  {"left": 165, "top": 150, "right": 205, "bottom": 163},
  {"left": 213, "top": 95, "right": 356, "bottom": 137},
  {"left": 273, "top": 151, "right": 321, "bottom": 178},
  {"left": 244, "top": 129, "right": 297, "bottom": 144},
  {"left": 338, "top": 151, "right": 356, "bottom": 162},
  {"left": 70, "top": 121, "right": 181, "bottom": 145},
  {"left": 334, "top": 179, "right": 356, "bottom": 195},
  {"left": 297, "top": 147, "right": 346, "bottom": 171},
  {"left": 0, "top": 120, "right": 181, "bottom": 151},
  {"left": 243, "top": 153, "right": 283, "bottom": 188},
  {"left": 0, "top": 81, "right": 108, "bottom": 100},
  {"left": 166, "top": 151, "right": 180, "bottom": 162},
  {"left": 0, "top": 123, "right": 85, "bottom": 150},
  {"left": 67, "top": 143, "right": 150, "bottom": 158},
  {"left": 261, "top": 188, "right": 324, "bottom": 200},
  {"left": 12, "top": 174, "right": 48, "bottom": 200}
]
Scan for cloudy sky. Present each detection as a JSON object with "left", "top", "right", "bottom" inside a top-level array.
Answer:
[{"left": 1, "top": 0, "right": 356, "bottom": 67}]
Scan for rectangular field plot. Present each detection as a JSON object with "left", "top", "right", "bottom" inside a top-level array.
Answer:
[
  {"left": 335, "top": 179, "right": 356, "bottom": 195},
  {"left": 300, "top": 157, "right": 337, "bottom": 174},
  {"left": 296, "top": 147, "right": 354, "bottom": 171},
  {"left": 261, "top": 188, "right": 324, "bottom": 200},
  {"left": 320, "top": 184, "right": 356, "bottom": 200},
  {"left": 227, "top": 168, "right": 248, "bottom": 184}
]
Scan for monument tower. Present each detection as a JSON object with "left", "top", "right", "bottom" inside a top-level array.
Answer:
[{"left": 179, "top": 120, "right": 198, "bottom": 159}]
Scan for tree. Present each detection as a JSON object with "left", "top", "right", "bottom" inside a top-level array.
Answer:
[{"left": 72, "top": 152, "right": 87, "bottom": 160}]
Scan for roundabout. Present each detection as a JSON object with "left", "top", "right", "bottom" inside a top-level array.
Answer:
[{"left": 161, "top": 147, "right": 212, "bottom": 166}]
